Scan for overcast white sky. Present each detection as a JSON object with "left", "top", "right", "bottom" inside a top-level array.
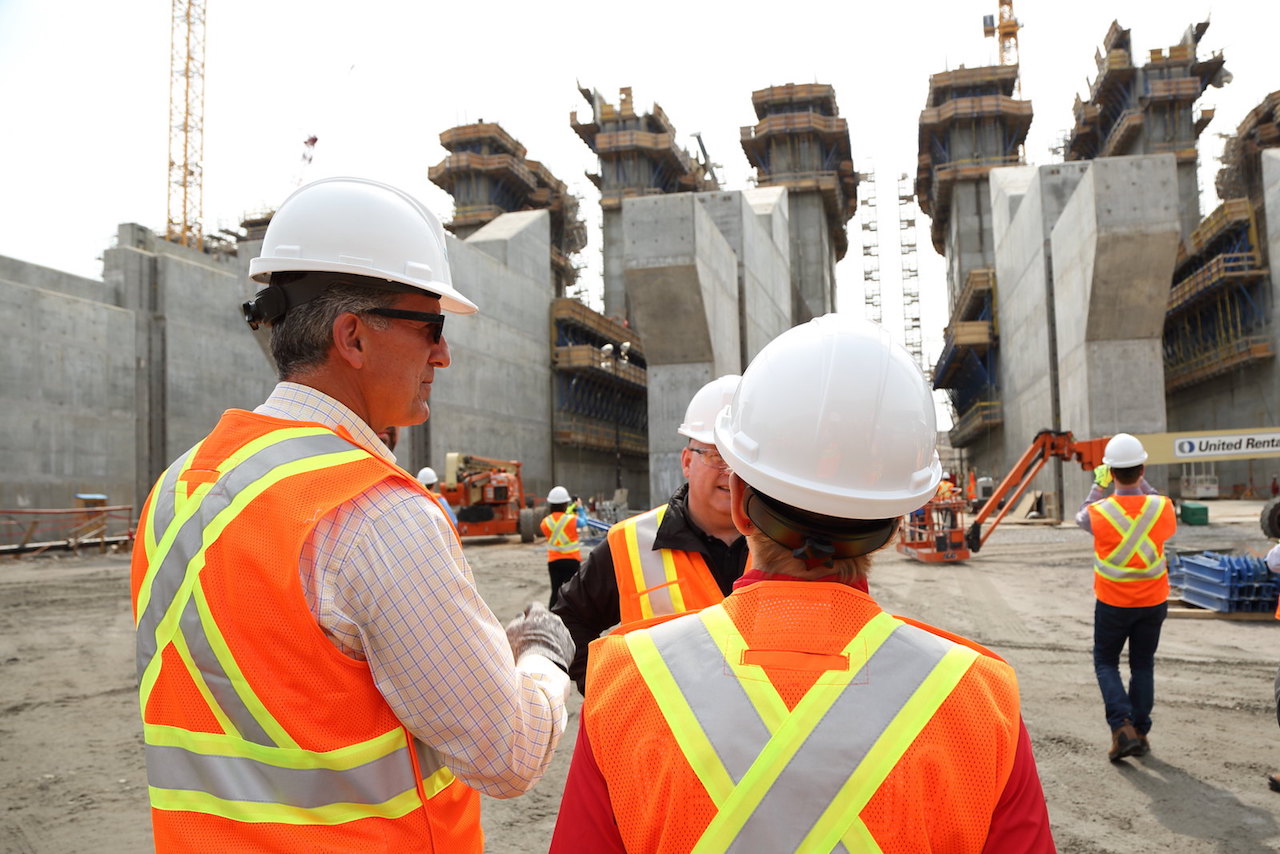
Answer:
[{"left": 1, "top": 0, "right": 1275, "bottom": 386}]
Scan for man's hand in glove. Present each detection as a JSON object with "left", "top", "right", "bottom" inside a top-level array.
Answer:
[
  {"left": 505, "top": 602, "right": 576, "bottom": 673},
  {"left": 1093, "top": 465, "right": 1113, "bottom": 489}
]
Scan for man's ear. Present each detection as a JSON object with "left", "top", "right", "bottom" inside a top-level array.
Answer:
[
  {"left": 331, "top": 313, "right": 367, "bottom": 369},
  {"left": 729, "top": 475, "right": 755, "bottom": 535}
]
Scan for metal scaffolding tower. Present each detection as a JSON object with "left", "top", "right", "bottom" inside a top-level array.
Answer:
[
  {"left": 898, "top": 173, "right": 924, "bottom": 370},
  {"left": 166, "top": 0, "right": 205, "bottom": 250},
  {"left": 859, "top": 162, "right": 882, "bottom": 325}
]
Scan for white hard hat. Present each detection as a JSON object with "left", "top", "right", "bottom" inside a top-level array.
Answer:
[
  {"left": 249, "top": 177, "right": 478, "bottom": 315},
  {"left": 714, "top": 314, "right": 941, "bottom": 520},
  {"left": 1103, "top": 433, "right": 1148, "bottom": 467},
  {"left": 547, "top": 485, "right": 571, "bottom": 504},
  {"left": 678, "top": 374, "right": 742, "bottom": 444},
  {"left": 416, "top": 467, "right": 438, "bottom": 486}
]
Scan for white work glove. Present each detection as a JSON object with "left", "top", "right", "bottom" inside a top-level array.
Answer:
[{"left": 505, "top": 602, "right": 575, "bottom": 673}]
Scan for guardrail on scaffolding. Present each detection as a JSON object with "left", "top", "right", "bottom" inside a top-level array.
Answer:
[{"left": 1, "top": 505, "right": 136, "bottom": 557}]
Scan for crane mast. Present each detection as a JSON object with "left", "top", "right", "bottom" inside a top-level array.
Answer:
[{"left": 166, "top": 0, "right": 206, "bottom": 249}]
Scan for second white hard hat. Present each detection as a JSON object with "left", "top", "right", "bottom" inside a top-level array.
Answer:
[
  {"left": 714, "top": 314, "right": 941, "bottom": 520},
  {"left": 678, "top": 375, "right": 742, "bottom": 444},
  {"left": 249, "top": 177, "right": 479, "bottom": 315},
  {"left": 547, "top": 485, "right": 571, "bottom": 504},
  {"left": 1103, "top": 433, "right": 1148, "bottom": 468},
  {"left": 416, "top": 467, "right": 438, "bottom": 486}
]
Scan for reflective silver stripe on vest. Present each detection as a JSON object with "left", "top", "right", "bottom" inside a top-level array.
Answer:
[
  {"left": 145, "top": 740, "right": 417, "bottom": 808},
  {"left": 650, "top": 616, "right": 953, "bottom": 853},
  {"left": 136, "top": 432, "right": 360, "bottom": 680},
  {"left": 148, "top": 445, "right": 199, "bottom": 544},
  {"left": 413, "top": 738, "right": 448, "bottom": 779},
  {"left": 549, "top": 514, "right": 577, "bottom": 553},
  {"left": 628, "top": 507, "right": 676, "bottom": 615},
  {"left": 179, "top": 596, "right": 274, "bottom": 746},
  {"left": 1093, "top": 497, "right": 1167, "bottom": 581}
]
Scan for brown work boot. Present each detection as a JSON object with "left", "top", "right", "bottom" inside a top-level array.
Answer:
[
  {"left": 1108, "top": 721, "right": 1141, "bottom": 762},
  {"left": 1132, "top": 733, "right": 1150, "bottom": 757}
]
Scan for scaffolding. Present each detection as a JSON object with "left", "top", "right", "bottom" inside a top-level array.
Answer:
[
  {"left": 897, "top": 174, "right": 923, "bottom": 370},
  {"left": 859, "top": 161, "right": 882, "bottom": 324},
  {"left": 429, "top": 122, "right": 587, "bottom": 296},
  {"left": 740, "top": 83, "right": 858, "bottom": 260},
  {"left": 933, "top": 268, "right": 1001, "bottom": 448}
]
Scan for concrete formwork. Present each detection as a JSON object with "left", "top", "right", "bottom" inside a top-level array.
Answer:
[
  {"left": 944, "top": 179, "right": 998, "bottom": 303},
  {"left": 786, "top": 193, "right": 835, "bottom": 321},
  {"left": 1164, "top": 149, "right": 1280, "bottom": 495},
  {"left": 621, "top": 194, "right": 741, "bottom": 501},
  {"left": 1051, "top": 155, "right": 1181, "bottom": 510}
]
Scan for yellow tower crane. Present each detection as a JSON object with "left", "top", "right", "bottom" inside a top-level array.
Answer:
[
  {"left": 982, "top": 0, "right": 1021, "bottom": 68},
  {"left": 166, "top": 0, "right": 206, "bottom": 249}
]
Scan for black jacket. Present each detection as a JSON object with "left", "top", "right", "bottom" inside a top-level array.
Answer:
[{"left": 551, "top": 484, "right": 749, "bottom": 693}]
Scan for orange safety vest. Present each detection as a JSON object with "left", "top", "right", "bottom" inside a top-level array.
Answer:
[
  {"left": 1087, "top": 493, "right": 1176, "bottom": 608},
  {"left": 583, "top": 581, "right": 1021, "bottom": 852},
  {"left": 541, "top": 511, "right": 581, "bottom": 562},
  {"left": 608, "top": 504, "right": 726, "bottom": 624},
  {"left": 131, "top": 410, "right": 481, "bottom": 852}
]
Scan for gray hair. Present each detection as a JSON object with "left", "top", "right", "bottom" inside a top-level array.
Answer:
[
  {"left": 745, "top": 531, "right": 873, "bottom": 583},
  {"left": 268, "top": 275, "right": 400, "bottom": 380}
]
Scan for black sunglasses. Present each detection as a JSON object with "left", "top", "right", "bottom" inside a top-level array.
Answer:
[{"left": 364, "top": 308, "right": 446, "bottom": 343}]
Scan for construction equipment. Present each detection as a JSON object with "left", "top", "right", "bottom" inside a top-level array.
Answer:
[
  {"left": 897, "top": 493, "right": 971, "bottom": 563},
  {"left": 437, "top": 453, "right": 540, "bottom": 541}
]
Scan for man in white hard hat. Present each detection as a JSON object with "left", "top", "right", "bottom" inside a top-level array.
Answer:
[
  {"left": 540, "top": 486, "right": 582, "bottom": 607},
  {"left": 550, "top": 315, "right": 1054, "bottom": 852},
  {"left": 553, "top": 374, "right": 760, "bottom": 694},
  {"left": 417, "top": 465, "right": 458, "bottom": 526},
  {"left": 1075, "top": 432, "right": 1176, "bottom": 762},
  {"left": 130, "top": 177, "right": 573, "bottom": 852}
]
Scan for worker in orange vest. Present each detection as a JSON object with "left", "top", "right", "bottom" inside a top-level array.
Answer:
[
  {"left": 1075, "top": 433, "right": 1176, "bottom": 762},
  {"left": 541, "top": 486, "right": 581, "bottom": 607},
  {"left": 131, "top": 178, "right": 574, "bottom": 852},
  {"left": 1264, "top": 543, "right": 1280, "bottom": 792},
  {"left": 552, "top": 375, "right": 751, "bottom": 694},
  {"left": 550, "top": 315, "right": 1055, "bottom": 853}
]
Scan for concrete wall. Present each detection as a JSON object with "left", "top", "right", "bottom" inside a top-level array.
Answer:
[
  {"left": 601, "top": 208, "right": 625, "bottom": 322},
  {"left": 945, "top": 179, "right": 998, "bottom": 304},
  {"left": 787, "top": 193, "right": 834, "bottom": 322},
  {"left": 1164, "top": 149, "right": 1280, "bottom": 495},
  {"left": 622, "top": 194, "right": 741, "bottom": 502},
  {"left": 1051, "top": 155, "right": 1180, "bottom": 510}
]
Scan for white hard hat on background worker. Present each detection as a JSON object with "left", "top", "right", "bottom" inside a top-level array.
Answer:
[
  {"left": 1102, "top": 433, "right": 1148, "bottom": 468},
  {"left": 548, "top": 486, "right": 571, "bottom": 504},
  {"left": 417, "top": 467, "right": 439, "bottom": 487},
  {"left": 678, "top": 374, "right": 741, "bottom": 444}
]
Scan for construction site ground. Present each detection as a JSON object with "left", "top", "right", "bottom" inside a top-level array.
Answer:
[{"left": 2, "top": 500, "right": 1278, "bottom": 853}]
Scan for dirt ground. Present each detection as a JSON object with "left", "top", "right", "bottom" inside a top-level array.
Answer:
[{"left": 2, "top": 502, "right": 1279, "bottom": 853}]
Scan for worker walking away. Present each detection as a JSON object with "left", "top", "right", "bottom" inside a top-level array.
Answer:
[
  {"left": 417, "top": 465, "right": 459, "bottom": 526},
  {"left": 549, "top": 315, "right": 1055, "bottom": 853},
  {"left": 541, "top": 486, "right": 581, "bottom": 607},
  {"left": 553, "top": 375, "right": 749, "bottom": 694},
  {"left": 131, "top": 177, "right": 574, "bottom": 852},
  {"left": 1265, "top": 543, "right": 1280, "bottom": 792},
  {"left": 1075, "top": 432, "right": 1176, "bottom": 762}
]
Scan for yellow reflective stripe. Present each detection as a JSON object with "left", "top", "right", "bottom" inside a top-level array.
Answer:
[
  {"left": 661, "top": 546, "right": 687, "bottom": 613},
  {"left": 623, "top": 511, "right": 655, "bottom": 620},
  {"left": 148, "top": 784, "right": 423, "bottom": 825},
  {"left": 142, "top": 441, "right": 203, "bottom": 576},
  {"left": 135, "top": 426, "right": 331, "bottom": 620},
  {"left": 143, "top": 723, "right": 406, "bottom": 770},
  {"left": 691, "top": 615, "right": 902, "bottom": 854},
  {"left": 626, "top": 630, "right": 737, "bottom": 802},
  {"left": 171, "top": 627, "right": 238, "bottom": 738},
  {"left": 800, "top": 645, "right": 979, "bottom": 852},
  {"left": 421, "top": 766, "right": 456, "bottom": 799},
  {"left": 191, "top": 580, "right": 299, "bottom": 749},
  {"left": 696, "top": 607, "right": 787, "bottom": 730},
  {"left": 137, "top": 445, "right": 367, "bottom": 716}
]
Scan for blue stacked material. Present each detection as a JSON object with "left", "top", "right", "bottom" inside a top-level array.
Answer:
[
  {"left": 579, "top": 516, "right": 612, "bottom": 548},
  {"left": 1178, "top": 552, "right": 1279, "bottom": 613},
  {"left": 1166, "top": 551, "right": 1184, "bottom": 589}
]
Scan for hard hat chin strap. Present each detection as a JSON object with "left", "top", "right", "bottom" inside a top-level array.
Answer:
[{"left": 743, "top": 488, "right": 899, "bottom": 569}]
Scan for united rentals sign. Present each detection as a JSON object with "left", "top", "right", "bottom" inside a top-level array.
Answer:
[{"left": 1135, "top": 428, "right": 1280, "bottom": 464}]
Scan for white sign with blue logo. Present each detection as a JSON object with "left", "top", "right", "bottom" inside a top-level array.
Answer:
[{"left": 1172, "top": 432, "right": 1280, "bottom": 458}]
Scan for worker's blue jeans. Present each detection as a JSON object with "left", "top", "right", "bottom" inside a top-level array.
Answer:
[{"left": 1093, "top": 600, "right": 1167, "bottom": 734}]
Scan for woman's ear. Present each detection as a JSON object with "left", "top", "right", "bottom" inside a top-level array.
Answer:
[{"left": 729, "top": 475, "right": 756, "bottom": 535}]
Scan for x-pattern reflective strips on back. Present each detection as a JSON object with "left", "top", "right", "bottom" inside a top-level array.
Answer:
[
  {"left": 1094, "top": 497, "right": 1167, "bottom": 581},
  {"left": 627, "top": 605, "right": 979, "bottom": 853},
  {"left": 136, "top": 428, "right": 368, "bottom": 746},
  {"left": 548, "top": 513, "right": 577, "bottom": 552}
]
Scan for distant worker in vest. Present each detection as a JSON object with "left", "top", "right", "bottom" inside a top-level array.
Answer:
[
  {"left": 417, "top": 465, "right": 459, "bottom": 526},
  {"left": 541, "top": 486, "right": 582, "bottom": 607},
  {"left": 1075, "top": 432, "right": 1177, "bottom": 762},
  {"left": 130, "top": 177, "right": 574, "bottom": 852},
  {"left": 549, "top": 315, "right": 1055, "bottom": 852},
  {"left": 553, "top": 374, "right": 750, "bottom": 694},
  {"left": 1263, "top": 542, "right": 1280, "bottom": 792}
]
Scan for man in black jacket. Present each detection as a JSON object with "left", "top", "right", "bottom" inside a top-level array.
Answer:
[{"left": 552, "top": 376, "right": 748, "bottom": 693}]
